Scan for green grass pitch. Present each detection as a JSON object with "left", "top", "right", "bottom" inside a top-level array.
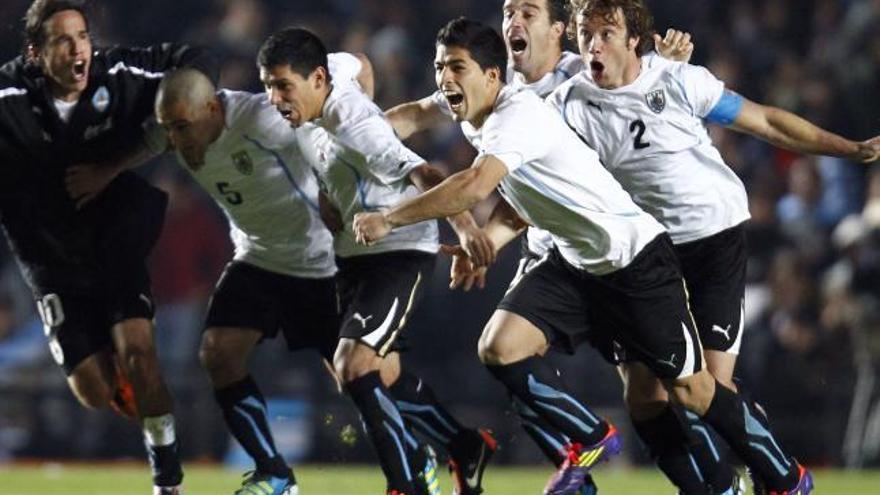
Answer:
[{"left": 1, "top": 463, "right": 878, "bottom": 494}]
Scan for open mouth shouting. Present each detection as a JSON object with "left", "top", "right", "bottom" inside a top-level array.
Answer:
[
  {"left": 275, "top": 105, "right": 299, "bottom": 126},
  {"left": 72, "top": 59, "right": 88, "bottom": 81},
  {"left": 507, "top": 33, "right": 529, "bottom": 66},
  {"left": 509, "top": 35, "right": 527, "bottom": 55},
  {"left": 590, "top": 60, "right": 605, "bottom": 80},
  {"left": 443, "top": 89, "right": 465, "bottom": 114}
]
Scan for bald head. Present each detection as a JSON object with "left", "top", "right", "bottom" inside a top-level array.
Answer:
[
  {"left": 155, "top": 68, "right": 224, "bottom": 170},
  {"left": 156, "top": 68, "right": 217, "bottom": 112}
]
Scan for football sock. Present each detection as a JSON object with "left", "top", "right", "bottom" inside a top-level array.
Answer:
[
  {"left": 388, "top": 371, "right": 463, "bottom": 451},
  {"left": 215, "top": 376, "right": 289, "bottom": 478},
  {"left": 143, "top": 413, "right": 183, "bottom": 486},
  {"left": 512, "top": 395, "right": 568, "bottom": 465},
  {"left": 682, "top": 408, "right": 737, "bottom": 494},
  {"left": 632, "top": 403, "right": 734, "bottom": 495},
  {"left": 346, "top": 372, "right": 416, "bottom": 494},
  {"left": 487, "top": 357, "right": 608, "bottom": 446},
  {"left": 701, "top": 382, "right": 799, "bottom": 492}
]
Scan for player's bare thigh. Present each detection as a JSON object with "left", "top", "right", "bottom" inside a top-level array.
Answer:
[
  {"left": 199, "top": 326, "right": 263, "bottom": 387},
  {"left": 704, "top": 350, "right": 737, "bottom": 390},
  {"left": 67, "top": 348, "right": 116, "bottom": 409},
  {"left": 478, "top": 309, "right": 550, "bottom": 366}
]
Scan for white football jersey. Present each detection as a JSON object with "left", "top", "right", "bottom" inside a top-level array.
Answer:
[
  {"left": 299, "top": 83, "right": 439, "bottom": 258},
  {"left": 462, "top": 85, "right": 665, "bottom": 275},
  {"left": 506, "top": 50, "right": 584, "bottom": 98},
  {"left": 180, "top": 90, "right": 335, "bottom": 278},
  {"left": 431, "top": 52, "right": 584, "bottom": 256},
  {"left": 547, "top": 56, "right": 750, "bottom": 244}
]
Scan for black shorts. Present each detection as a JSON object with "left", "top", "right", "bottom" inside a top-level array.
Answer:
[
  {"left": 205, "top": 262, "right": 340, "bottom": 360},
  {"left": 583, "top": 235, "right": 703, "bottom": 379},
  {"left": 37, "top": 284, "right": 155, "bottom": 376},
  {"left": 503, "top": 235, "right": 703, "bottom": 380},
  {"left": 674, "top": 224, "right": 747, "bottom": 354},
  {"left": 498, "top": 252, "right": 592, "bottom": 355},
  {"left": 336, "top": 251, "right": 436, "bottom": 357}
]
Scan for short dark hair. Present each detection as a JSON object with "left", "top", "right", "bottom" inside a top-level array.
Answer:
[
  {"left": 547, "top": 0, "right": 569, "bottom": 25},
  {"left": 570, "top": 0, "right": 655, "bottom": 56},
  {"left": 24, "top": 0, "right": 89, "bottom": 51},
  {"left": 547, "top": 0, "right": 571, "bottom": 50},
  {"left": 436, "top": 17, "right": 507, "bottom": 83},
  {"left": 257, "top": 27, "right": 329, "bottom": 80}
]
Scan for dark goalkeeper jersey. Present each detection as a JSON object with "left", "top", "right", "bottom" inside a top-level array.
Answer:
[{"left": 0, "top": 43, "right": 218, "bottom": 296}]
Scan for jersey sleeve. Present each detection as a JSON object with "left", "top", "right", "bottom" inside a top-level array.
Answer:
[
  {"left": 328, "top": 52, "right": 363, "bottom": 86},
  {"left": 338, "top": 112, "right": 425, "bottom": 184},
  {"left": 105, "top": 43, "right": 220, "bottom": 83},
  {"left": 673, "top": 63, "right": 726, "bottom": 118},
  {"left": 479, "top": 99, "right": 549, "bottom": 173}
]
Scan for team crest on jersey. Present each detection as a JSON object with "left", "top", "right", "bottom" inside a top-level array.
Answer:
[
  {"left": 92, "top": 86, "right": 110, "bottom": 113},
  {"left": 231, "top": 150, "right": 254, "bottom": 175},
  {"left": 645, "top": 89, "right": 666, "bottom": 114}
]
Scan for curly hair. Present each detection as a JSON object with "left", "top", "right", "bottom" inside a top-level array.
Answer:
[{"left": 568, "top": 0, "right": 655, "bottom": 56}]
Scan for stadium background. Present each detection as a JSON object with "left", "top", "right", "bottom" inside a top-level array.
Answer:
[{"left": 0, "top": 0, "right": 879, "bottom": 483}]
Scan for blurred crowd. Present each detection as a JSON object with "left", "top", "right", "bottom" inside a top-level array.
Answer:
[{"left": 0, "top": 0, "right": 878, "bottom": 468}]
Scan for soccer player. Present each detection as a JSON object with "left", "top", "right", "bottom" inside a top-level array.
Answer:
[
  {"left": 385, "top": 2, "right": 714, "bottom": 494},
  {"left": 257, "top": 28, "right": 497, "bottom": 495},
  {"left": 152, "top": 64, "right": 356, "bottom": 495},
  {"left": 353, "top": 17, "right": 814, "bottom": 495},
  {"left": 0, "top": 1, "right": 217, "bottom": 494},
  {"left": 549, "top": 1, "right": 880, "bottom": 493}
]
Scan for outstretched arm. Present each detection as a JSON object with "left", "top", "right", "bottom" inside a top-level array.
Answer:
[
  {"left": 385, "top": 96, "right": 448, "bottom": 140},
  {"left": 353, "top": 155, "right": 508, "bottom": 245},
  {"left": 408, "top": 164, "right": 496, "bottom": 266},
  {"left": 726, "top": 92, "right": 880, "bottom": 163}
]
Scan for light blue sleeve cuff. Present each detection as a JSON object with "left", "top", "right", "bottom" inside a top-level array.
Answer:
[{"left": 705, "top": 90, "right": 744, "bottom": 125}]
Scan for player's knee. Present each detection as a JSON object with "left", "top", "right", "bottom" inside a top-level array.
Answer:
[
  {"left": 477, "top": 334, "right": 501, "bottom": 365},
  {"left": 667, "top": 371, "right": 715, "bottom": 415},
  {"left": 624, "top": 382, "right": 669, "bottom": 420},
  {"left": 333, "top": 341, "right": 376, "bottom": 384},
  {"left": 477, "top": 332, "right": 523, "bottom": 365},
  {"left": 117, "top": 339, "right": 156, "bottom": 371},
  {"left": 69, "top": 376, "right": 114, "bottom": 410},
  {"left": 334, "top": 359, "right": 363, "bottom": 384},
  {"left": 115, "top": 322, "right": 158, "bottom": 371},
  {"left": 199, "top": 331, "right": 234, "bottom": 375}
]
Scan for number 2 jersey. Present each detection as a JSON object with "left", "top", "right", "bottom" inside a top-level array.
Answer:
[
  {"left": 462, "top": 85, "right": 665, "bottom": 275},
  {"left": 547, "top": 55, "right": 750, "bottom": 244}
]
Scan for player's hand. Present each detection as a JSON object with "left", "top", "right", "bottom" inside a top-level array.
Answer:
[
  {"left": 654, "top": 29, "right": 694, "bottom": 63},
  {"left": 353, "top": 211, "right": 392, "bottom": 245},
  {"left": 455, "top": 225, "right": 496, "bottom": 267},
  {"left": 65, "top": 163, "right": 121, "bottom": 209},
  {"left": 440, "top": 244, "right": 487, "bottom": 291},
  {"left": 853, "top": 136, "right": 880, "bottom": 163}
]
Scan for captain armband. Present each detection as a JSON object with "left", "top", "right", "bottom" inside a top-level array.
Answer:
[{"left": 705, "top": 90, "right": 744, "bottom": 126}]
